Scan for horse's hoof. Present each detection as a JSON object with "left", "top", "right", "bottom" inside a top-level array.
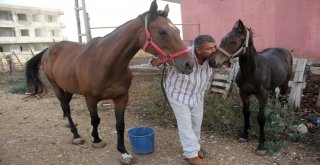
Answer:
[
  {"left": 238, "top": 137, "right": 248, "bottom": 143},
  {"left": 92, "top": 141, "right": 106, "bottom": 148},
  {"left": 72, "top": 138, "right": 85, "bottom": 145},
  {"left": 120, "top": 153, "right": 137, "bottom": 165},
  {"left": 255, "top": 149, "right": 267, "bottom": 156}
]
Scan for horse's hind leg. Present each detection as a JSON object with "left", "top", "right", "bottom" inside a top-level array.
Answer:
[
  {"left": 279, "top": 52, "right": 293, "bottom": 106},
  {"left": 113, "top": 94, "right": 135, "bottom": 164},
  {"left": 239, "top": 91, "right": 251, "bottom": 143},
  {"left": 268, "top": 89, "right": 277, "bottom": 106},
  {"left": 85, "top": 96, "right": 106, "bottom": 148},
  {"left": 62, "top": 92, "right": 73, "bottom": 118},
  {"left": 51, "top": 85, "right": 84, "bottom": 144},
  {"left": 279, "top": 77, "right": 290, "bottom": 106}
]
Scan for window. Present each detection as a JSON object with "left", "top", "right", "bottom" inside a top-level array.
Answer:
[
  {"left": 0, "top": 47, "right": 3, "bottom": 52},
  {"left": 17, "top": 13, "right": 27, "bottom": 21},
  {"left": 0, "top": 11, "right": 12, "bottom": 21},
  {"left": 35, "top": 29, "right": 46, "bottom": 37},
  {"left": 32, "top": 14, "right": 42, "bottom": 22},
  {"left": 51, "top": 30, "right": 60, "bottom": 37},
  {"left": 0, "top": 28, "right": 16, "bottom": 37},
  {"left": 20, "top": 29, "right": 29, "bottom": 36},
  {"left": 47, "top": 15, "right": 57, "bottom": 22}
]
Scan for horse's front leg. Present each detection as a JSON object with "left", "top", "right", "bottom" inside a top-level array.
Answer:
[
  {"left": 239, "top": 91, "right": 251, "bottom": 142},
  {"left": 85, "top": 96, "right": 106, "bottom": 148},
  {"left": 256, "top": 90, "right": 268, "bottom": 155},
  {"left": 113, "top": 94, "right": 136, "bottom": 165}
]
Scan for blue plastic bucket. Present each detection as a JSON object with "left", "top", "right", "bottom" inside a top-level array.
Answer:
[{"left": 128, "top": 127, "right": 155, "bottom": 155}]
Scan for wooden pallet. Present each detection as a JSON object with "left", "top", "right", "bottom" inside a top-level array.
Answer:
[
  {"left": 0, "top": 51, "right": 34, "bottom": 72},
  {"left": 210, "top": 58, "right": 239, "bottom": 98}
]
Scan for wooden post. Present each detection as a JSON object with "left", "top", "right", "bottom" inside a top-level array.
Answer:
[
  {"left": 0, "top": 57, "right": 4, "bottom": 72},
  {"left": 75, "top": 0, "right": 82, "bottom": 43},
  {"left": 317, "top": 92, "right": 320, "bottom": 108},
  {"left": 29, "top": 48, "right": 35, "bottom": 56},
  {"left": 4, "top": 54, "right": 13, "bottom": 75},
  {"left": 288, "top": 59, "right": 307, "bottom": 111}
]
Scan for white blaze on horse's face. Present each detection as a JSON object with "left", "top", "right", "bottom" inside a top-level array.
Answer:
[{"left": 168, "top": 22, "right": 178, "bottom": 30}]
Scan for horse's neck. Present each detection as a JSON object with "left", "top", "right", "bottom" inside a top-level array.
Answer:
[
  {"left": 239, "top": 42, "right": 258, "bottom": 78},
  {"left": 99, "top": 18, "right": 143, "bottom": 70}
]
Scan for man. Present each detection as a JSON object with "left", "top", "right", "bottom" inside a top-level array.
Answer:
[{"left": 150, "top": 35, "right": 217, "bottom": 165}]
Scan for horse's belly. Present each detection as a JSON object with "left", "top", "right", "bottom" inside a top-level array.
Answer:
[
  {"left": 240, "top": 83, "right": 258, "bottom": 94},
  {"left": 269, "top": 72, "right": 287, "bottom": 89},
  {"left": 100, "top": 74, "right": 132, "bottom": 99},
  {"left": 101, "top": 85, "right": 130, "bottom": 99}
]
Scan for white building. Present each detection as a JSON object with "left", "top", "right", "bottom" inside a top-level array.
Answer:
[{"left": 0, "top": 4, "right": 65, "bottom": 53}]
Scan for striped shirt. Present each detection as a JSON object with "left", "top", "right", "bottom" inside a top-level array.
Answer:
[{"left": 165, "top": 45, "right": 214, "bottom": 107}]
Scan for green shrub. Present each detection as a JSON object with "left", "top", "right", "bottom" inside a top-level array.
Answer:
[
  {"left": 4, "top": 73, "right": 29, "bottom": 94},
  {"left": 248, "top": 96, "right": 306, "bottom": 155},
  {"left": 8, "top": 83, "right": 28, "bottom": 94},
  {"left": 135, "top": 80, "right": 176, "bottom": 127},
  {"left": 202, "top": 92, "right": 242, "bottom": 134}
]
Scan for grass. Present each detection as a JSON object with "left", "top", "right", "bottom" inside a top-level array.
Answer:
[
  {"left": 0, "top": 72, "right": 29, "bottom": 94},
  {"left": 202, "top": 92, "right": 243, "bottom": 134},
  {"left": 135, "top": 80, "right": 176, "bottom": 127}
]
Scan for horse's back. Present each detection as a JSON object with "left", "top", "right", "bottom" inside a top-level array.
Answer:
[
  {"left": 260, "top": 48, "right": 293, "bottom": 89},
  {"left": 42, "top": 41, "right": 85, "bottom": 73},
  {"left": 41, "top": 41, "right": 86, "bottom": 93},
  {"left": 260, "top": 48, "right": 293, "bottom": 71},
  {"left": 44, "top": 41, "right": 84, "bottom": 61}
]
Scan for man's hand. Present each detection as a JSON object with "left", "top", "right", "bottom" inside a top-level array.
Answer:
[{"left": 150, "top": 57, "right": 163, "bottom": 67}]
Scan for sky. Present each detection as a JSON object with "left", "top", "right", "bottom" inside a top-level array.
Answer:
[{"left": 0, "top": 0, "right": 182, "bottom": 42}]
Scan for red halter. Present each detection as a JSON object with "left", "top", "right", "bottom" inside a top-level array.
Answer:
[{"left": 142, "top": 14, "right": 190, "bottom": 63}]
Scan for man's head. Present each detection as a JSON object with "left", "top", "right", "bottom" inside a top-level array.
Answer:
[{"left": 194, "top": 35, "right": 217, "bottom": 59}]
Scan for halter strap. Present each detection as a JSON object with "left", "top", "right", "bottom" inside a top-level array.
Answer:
[
  {"left": 218, "top": 29, "right": 250, "bottom": 59},
  {"left": 142, "top": 14, "right": 190, "bottom": 63}
]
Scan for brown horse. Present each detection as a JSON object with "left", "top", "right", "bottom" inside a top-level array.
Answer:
[
  {"left": 25, "top": 1, "right": 194, "bottom": 164},
  {"left": 210, "top": 20, "right": 293, "bottom": 155}
]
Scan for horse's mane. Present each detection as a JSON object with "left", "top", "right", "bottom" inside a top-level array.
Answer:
[
  {"left": 138, "top": 10, "right": 168, "bottom": 20},
  {"left": 247, "top": 27, "right": 254, "bottom": 44},
  {"left": 101, "top": 10, "right": 168, "bottom": 38}
]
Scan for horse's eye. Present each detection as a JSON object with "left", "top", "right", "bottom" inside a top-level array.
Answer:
[
  {"left": 231, "top": 41, "right": 237, "bottom": 44},
  {"left": 159, "top": 29, "right": 167, "bottom": 35}
]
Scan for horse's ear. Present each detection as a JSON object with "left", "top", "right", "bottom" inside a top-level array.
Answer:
[
  {"left": 233, "top": 19, "right": 245, "bottom": 32},
  {"left": 163, "top": 4, "right": 169, "bottom": 16},
  {"left": 149, "top": 0, "right": 158, "bottom": 19},
  {"left": 157, "top": 4, "right": 169, "bottom": 17}
]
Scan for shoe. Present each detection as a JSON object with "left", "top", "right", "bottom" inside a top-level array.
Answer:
[
  {"left": 186, "top": 156, "right": 203, "bottom": 165},
  {"left": 198, "top": 151, "right": 204, "bottom": 159},
  {"left": 199, "top": 148, "right": 208, "bottom": 159}
]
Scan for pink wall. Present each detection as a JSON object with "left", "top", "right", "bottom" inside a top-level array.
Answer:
[{"left": 180, "top": 0, "right": 320, "bottom": 59}]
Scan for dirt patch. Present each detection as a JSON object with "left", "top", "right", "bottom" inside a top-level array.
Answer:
[{"left": 0, "top": 57, "right": 319, "bottom": 165}]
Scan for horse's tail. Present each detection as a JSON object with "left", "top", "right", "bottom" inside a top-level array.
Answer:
[
  {"left": 289, "top": 49, "right": 294, "bottom": 64},
  {"left": 25, "top": 48, "right": 48, "bottom": 97}
]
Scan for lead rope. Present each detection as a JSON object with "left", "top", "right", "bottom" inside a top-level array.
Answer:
[{"left": 160, "top": 63, "right": 173, "bottom": 111}]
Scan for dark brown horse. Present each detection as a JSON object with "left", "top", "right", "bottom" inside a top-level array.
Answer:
[
  {"left": 210, "top": 20, "right": 293, "bottom": 155},
  {"left": 25, "top": 1, "right": 194, "bottom": 164}
]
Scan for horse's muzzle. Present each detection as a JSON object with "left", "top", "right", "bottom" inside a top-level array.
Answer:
[{"left": 184, "top": 60, "right": 194, "bottom": 74}]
